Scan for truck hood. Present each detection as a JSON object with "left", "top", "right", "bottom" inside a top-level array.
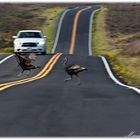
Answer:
[{"left": 15, "top": 38, "right": 45, "bottom": 43}]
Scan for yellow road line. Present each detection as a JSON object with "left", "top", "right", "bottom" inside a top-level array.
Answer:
[
  {"left": 69, "top": 7, "right": 91, "bottom": 54},
  {"left": 0, "top": 53, "right": 59, "bottom": 87},
  {"left": 0, "top": 53, "right": 62, "bottom": 91}
]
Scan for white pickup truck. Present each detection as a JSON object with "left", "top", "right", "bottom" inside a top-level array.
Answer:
[{"left": 13, "top": 30, "right": 47, "bottom": 54}]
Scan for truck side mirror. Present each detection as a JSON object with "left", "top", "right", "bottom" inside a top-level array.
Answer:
[
  {"left": 43, "top": 36, "right": 47, "bottom": 39},
  {"left": 12, "top": 36, "right": 17, "bottom": 39}
]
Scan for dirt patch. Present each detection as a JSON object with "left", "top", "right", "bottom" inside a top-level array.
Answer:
[
  {"left": 106, "top": 4, "right": 140, "bottom": 35},
  {"left": 122, "top": 39, "right": 140, "bottom": 56},
  {"left": 105, "top": 3, "right": 140, "bottom": 56}
]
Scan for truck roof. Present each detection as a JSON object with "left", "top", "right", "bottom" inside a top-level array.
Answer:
[{"left": 19, "top": 30, "right": 41, "bottom": 32}]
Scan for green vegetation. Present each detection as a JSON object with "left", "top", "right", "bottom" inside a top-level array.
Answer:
[
  {"left": 93, "top": 6, "right": 140, "bottom": 87},
  {"left": 41, "top": 7, "right": 64, "bottom": 53},
  {"left": 0, "top": 47, "right": 13, "bottom": 53}
]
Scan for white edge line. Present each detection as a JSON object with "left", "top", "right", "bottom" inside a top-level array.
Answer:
[
  {"left": 0, "top": 54, "right": 14, "bottom": 64},
  {"left": 51, "top": 6, "right": 79, "bottom": 53},
  {"left": 88, "top": 8, "right": 101, "bottom": 56},
  {"left": 89, "top": 7, "right": 140, "bottom": 94},
  {"left": 100, "top": 56, "right": 140, "bottom": 94}
]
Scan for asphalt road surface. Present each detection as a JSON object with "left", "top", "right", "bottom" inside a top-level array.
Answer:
[{"left": 0, "top": 6, "right": 140, "bottom": 137}]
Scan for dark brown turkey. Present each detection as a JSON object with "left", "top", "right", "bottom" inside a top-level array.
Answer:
[
  {"left": 14, "top": 53, "right": 40, "bottom": 76},
  {"left": 63, "top": 57, "right": 88, "bottom": 84}
]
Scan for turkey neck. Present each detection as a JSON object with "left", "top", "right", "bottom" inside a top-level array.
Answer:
[{"left": 63, "top": 59, "right": 68, "bottom": 68}]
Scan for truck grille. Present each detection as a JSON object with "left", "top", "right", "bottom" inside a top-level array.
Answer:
[{"left": 22, "top": 42, "right": 37, "bottom": 47}]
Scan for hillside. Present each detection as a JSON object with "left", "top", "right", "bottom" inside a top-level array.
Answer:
[
  {"left": 106, "top": 4, "right": 140, "bottom": 56},
  {"left": 93, "top": 4, "right": 140, "bottom": 87},
  {"left": 0, "top": 4, "right": 47, "bottom": 51}
]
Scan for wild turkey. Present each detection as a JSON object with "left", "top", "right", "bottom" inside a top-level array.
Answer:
[
  {"left": 14, "top": 53, "right": 40, "bottom": 76},
  {"left": 63, "top": 57, "right": 88, "bottom": 84}
]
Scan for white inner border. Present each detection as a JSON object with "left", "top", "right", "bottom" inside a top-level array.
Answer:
[
  {"left": 0, "top": 2, "right": 139, "bottom": 140},
  {"left": 0, "top": 0, "right": 140, "bottom": 3}
]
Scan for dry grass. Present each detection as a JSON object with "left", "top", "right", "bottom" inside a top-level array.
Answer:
[
  {"left": 0, "top": 4, "right": 66, "bottom": 53},
  {"left": 106, "top": 4, "right": 140, "bottom": 35},
  {"left": 93, "top": 5, "right": 140, "bottom": 87}
]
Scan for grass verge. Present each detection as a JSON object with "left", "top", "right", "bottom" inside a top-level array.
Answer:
[
  {"left": 0, "top": 47, "right": 13, "bottom": 53},
  {"left": 92, "top": 6, "right": 140, "bottom": 87}
]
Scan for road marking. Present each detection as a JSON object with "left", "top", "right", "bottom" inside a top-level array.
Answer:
[
  {"left": 51, "top": 9, "right": 71, "bottom": 53},
  {"left": 88, "top": 8, "right": 101, "bottom": 56},
  {"left": 0, "top": 53, "right": 62, "bottom": 91},
  {"left": 100, "top": 56, "right": 140, "bottom": 94},
  {"left": 69, "top": 7, "right": 91, "bottom": 54},
  {"left": 51, "top": 7, "right": 79, "bottom": 53},
  {"left": 0, "top": 54, "right": 14, "bottom": 64}
]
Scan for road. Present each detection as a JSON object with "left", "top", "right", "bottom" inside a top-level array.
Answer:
[{"left": 0, "top": 6, "right": 140, "bottom": 137}]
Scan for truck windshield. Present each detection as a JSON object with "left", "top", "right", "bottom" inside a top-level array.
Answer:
[{"left": 18, "top": 32, "right": 42, "bottom": 38}]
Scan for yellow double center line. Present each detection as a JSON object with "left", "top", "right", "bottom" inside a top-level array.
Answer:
[
  {"left": 0, "top": 53, "right": 62, "bottom": 91},
  {"left": 0, "top": 7, "right": 91, "bottom": 91},
  {"left": 69, "top": 6, "right": 91, "bottom": 54}
]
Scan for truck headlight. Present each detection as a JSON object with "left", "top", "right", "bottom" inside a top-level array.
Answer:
[
  {"left": 39, "top": 41, "right": 45, "bottom": 45},
  {"left": 14, "top": 41, "right": 21, "bottom": 45}
]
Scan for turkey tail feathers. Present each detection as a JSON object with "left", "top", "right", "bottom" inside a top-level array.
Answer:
[
  {"left": 74, "top": 67, "right": 88, "bottom": 73},
  {"left": 81, "top": 67, "right": 88, "bottom": 71}
]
